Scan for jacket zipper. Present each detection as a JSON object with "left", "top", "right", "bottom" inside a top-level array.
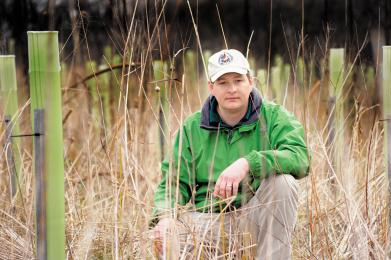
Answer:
[{"left": 227, "top": 129, "right": 233, "bottom": 144}]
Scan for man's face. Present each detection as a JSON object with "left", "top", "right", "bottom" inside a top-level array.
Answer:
[{"left": 208, "top": 72, "right": 253, "bottom": 113}]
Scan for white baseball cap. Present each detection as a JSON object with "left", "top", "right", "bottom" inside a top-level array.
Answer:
[{"left": 208, "top": 49, "right": 250, "bottom": 82}]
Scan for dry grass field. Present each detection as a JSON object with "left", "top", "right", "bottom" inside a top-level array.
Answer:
[{"left": 0, "top": 5, "right": 389, "bottom": 259}]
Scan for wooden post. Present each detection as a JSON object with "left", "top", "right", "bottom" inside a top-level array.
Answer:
[
  {"left": 0, "top": 55, "right": 21, "bottom": 198},
  {"left": 28, "top": 31, "right": 65, "bottom": 260},
  {"left": 382, "top": 46, "right": 391, "bottom": 224},
  {"left": 328, "top": 48, "right": 345, "bottom": 175}
]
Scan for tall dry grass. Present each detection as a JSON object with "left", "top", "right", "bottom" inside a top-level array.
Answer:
[{"left": 0, "top": 1, "right": 389, "bottom": 259}]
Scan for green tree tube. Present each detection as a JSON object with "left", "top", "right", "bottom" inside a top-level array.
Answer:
[
  {"left": 85, "top": 61, "right": 99, "bottom": 127},
  {"left": 0, "top": 55, "right": 21, "bottom": 196},
  {"left": 271, "top": 65, "right": 282, "bottom": 103},
  {"left": 28, "top": 31, "right": 65, "bottom": 260},
  {"left": 99, "top": 64, "right": 111, "bottom": 129},
  {"left": 382, "top": 46, "right": 391, "bottom": 209},
  {"left": 153, "top": 60, "right": 168, "bottom": 160},
  {"left": 256, "top": 69, "right": 267, "bottom": 97},
  {"left": 296, "top": 57, "right": 304, "bottom": 88},
  {"left": 365, "top": 66, "right": 375, "bottom": 90},
  {"left": 185, "top": 50, "right": 198, "bottom": 98},
  {"left": 111, "top": 54, "right": 122, "bottom": 111},
  {"left": 329, "top": 48, "right": 345, "bottom": 174},
  {"left": 202, "top": 50, "right": 212, "bottom": 98}
]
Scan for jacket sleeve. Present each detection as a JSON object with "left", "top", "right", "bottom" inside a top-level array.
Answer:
[
  {"left": 244, "top": 105, "right": 310, "bottom": 180},
  {"left": 151, "top": 126, "right": 194, "bottom": 224}
]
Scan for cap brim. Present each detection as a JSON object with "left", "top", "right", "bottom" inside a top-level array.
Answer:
[{"left": 210, "top": 67, "right": 248, "bottom": 82}]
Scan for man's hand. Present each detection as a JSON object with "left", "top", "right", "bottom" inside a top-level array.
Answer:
[
  {"left": 213, "top": 158, "right": 250, "bottom": 199},
  {"left": 153, "top": 217, "right": 173, "bottom": 255}
]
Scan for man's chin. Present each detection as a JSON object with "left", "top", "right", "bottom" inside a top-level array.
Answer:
[{"left": 222, "top": 105, "right": 244, "bottom": 113}]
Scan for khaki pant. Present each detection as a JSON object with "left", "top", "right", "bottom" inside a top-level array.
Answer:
[{"left": 160, "top": 174, "right": 299, "bottom": 260}]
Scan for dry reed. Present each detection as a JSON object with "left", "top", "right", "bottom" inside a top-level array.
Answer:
[{"left": 0, "top": 1, "right": 389, "bottom": 259}]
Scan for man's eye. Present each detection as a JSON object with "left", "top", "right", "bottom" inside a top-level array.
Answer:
[{"left": 235, "top": 79, "right": 243, "bottom": 83}]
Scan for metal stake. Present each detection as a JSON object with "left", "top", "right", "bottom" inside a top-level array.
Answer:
[
  {"left": 4, "top": 115, "right": 17, "bottom": 198},
  {"left": 34, "top": 109, "right": 46, "bottom": 260}
]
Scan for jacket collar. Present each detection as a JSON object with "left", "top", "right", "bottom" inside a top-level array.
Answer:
[{"left": 200, "top": 88, "right": 262, "bottom": 130}]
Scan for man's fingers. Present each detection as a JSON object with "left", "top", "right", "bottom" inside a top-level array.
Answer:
[
  {"left": 219, "top": 186, "right": 226, "bottom": 198},
  {"left": 214, "top": 178, "right": 226, "bottom": 197},
  {"left": 218, "top": 180, "right": 227, "bottom": 198},
  {"left": 154, "top": 238, "right": 162, "bottom": 254},
  {"left": 213, "top": 184, "right": 220, "bottom": 197},
  {"left": 232, "top": 181, "right": 239, "bottom": 196},
  {"left": 214, "top": 178, "right": 222, "bottom": 196},
  {"left": 214, "top": 177, "right": 240, "bottom": 199},
  {"left": 154, "top": 229, "right": 162, "bottom": 255},
  {"left": 213, "top": 188, "right": 219, "bottom": 197},
  {"left": 225, "top": 184, "right": 233, "bottom": 197}
]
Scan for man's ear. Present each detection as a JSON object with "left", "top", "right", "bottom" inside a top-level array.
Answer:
[
  {"left": 208, "top": 81, "right": 214, "bottom": 93},
  {"left": 247, "top": 75, "right": 254, "bottom": 86}
]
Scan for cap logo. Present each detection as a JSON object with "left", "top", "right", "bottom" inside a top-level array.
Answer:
[{"left": 218, "top": 52, "right": 233, "bottom": 65}]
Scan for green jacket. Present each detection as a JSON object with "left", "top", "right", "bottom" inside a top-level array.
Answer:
[{"left": 152, "top": 89, "right": 309, "bottom": 220}]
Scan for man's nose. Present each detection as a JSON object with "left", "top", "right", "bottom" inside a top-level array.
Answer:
[{"left": 227, "top": 82, "right": 238, "bottom": 91}]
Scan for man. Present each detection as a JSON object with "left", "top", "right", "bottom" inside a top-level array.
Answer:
[{"left": 152, "top": 49, "right": 309, "bottom": 259}]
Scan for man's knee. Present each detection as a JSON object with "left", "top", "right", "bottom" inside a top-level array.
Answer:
[{"left": 261, "top": 173, "right": 298, "bottom": 200}]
